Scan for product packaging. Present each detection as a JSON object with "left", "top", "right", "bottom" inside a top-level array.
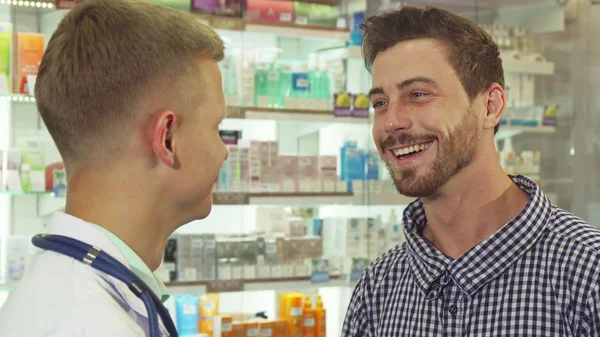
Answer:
[
  {"left": 244, "top": 321, "right": 260, "bottom": 337},
  {"left": 293, "top": 2, "right": 339, "bottom": 27},
  {"left": 333, "top": 92, "right": 352, "bottom": 117},
  {"left": 13, "top": 33, "right": 44, "bottom": 95},
  {"left": 4, "top": 148, "right": 22, "bottom": 191},
  {"left": 246, "top": 0, "right": 294, "bottom": 22},
  {"left": 0, "top": 149, "right": 4, "bottom": 191},
  {"left": 297, "top": 155, "right": 319, "bottom": 192},
  {"left": 303, "top": 296, "right": 316, "bottom": 337},
  {"left": 44, "top": 162, "right": 66, "bottom": 195},
  {"left": 200, "top": 315, "right": 234, "bottom": 337},
  {"left": 219, "top": 130, "right": 242, "bottom": 145},
  {"left": 146, "top": 0, "right": 191, "bottom": 12},
  {"left": 318, "top": 156, "right": 337, "bottom": 192},
  {"left": 174, "top": 295, "right": 200, "bottom": 336},
  {"left": 0, "top": 23, "right": 11, "bottom": 94},
  {"left": 17, "top": 138, "right": 45, "bottom": 192},
  {"left": 315, "top": 296, "right": 326, "bottom": 337},
  {"left": 162, "top": 237, "right": 178, "bottom": 282},
  {"left": 350, "top": 12, "right": 364, "bottom": 46},
  {"left": 55, "top": 0, "right": 80, "bottom": 9},
  {"left": 351, "top": 93, "right": 370, "bottom": 118},
  {"left": 542, "top": 104, "right": 558, "bottom": 126},
  {"left": 191, "top": 0, "right": 243, "bottom": 17}
]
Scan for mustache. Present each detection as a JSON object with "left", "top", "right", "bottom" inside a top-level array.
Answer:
[{"left": 380, "top": 134, "right": 438, "bottom": 151}]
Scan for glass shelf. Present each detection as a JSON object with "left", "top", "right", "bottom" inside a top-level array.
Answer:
[
  {"left": 0, "top": 190, "right": 52, "bottom": 196},
  {"left": 0, "top": 0, "right": 54, "bottom": 9},
  {"left": 0, "top": 93, "right": 35, "bottom": 102}
]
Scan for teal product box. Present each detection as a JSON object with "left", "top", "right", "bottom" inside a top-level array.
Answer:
[
  {"left": 366, "top": 151, "right": 380, "bottom": 180},
  {"left": 174, "top": 295, "right": 200, "bottom": 336}
]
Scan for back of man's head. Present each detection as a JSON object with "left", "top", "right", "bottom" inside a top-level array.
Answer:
[{"left": 35, "top": 0, "right": 224, "bottom": 165}]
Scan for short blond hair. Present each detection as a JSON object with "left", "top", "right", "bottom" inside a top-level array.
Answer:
[{"left": 35, "top": 0, "right": 224, "bottom": 163}]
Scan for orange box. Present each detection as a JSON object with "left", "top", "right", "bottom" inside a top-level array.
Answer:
[
  {"left": 221, "top": 316, "right": 234, "bottom": 337},
  {"left": 233, "top": 322, "right": 245, "bottom": 337},
  {"left": 244, "top": 321, "right": 260, "bottom": 337},
  {"left": 13, "top": 33, "right": 43, "bottom": 95},
  {"left": 272, "top": 320, "right": 288, "bottom": 337},
  {"left": 259, "top": 321, "right": 273, "bottom": 337}
]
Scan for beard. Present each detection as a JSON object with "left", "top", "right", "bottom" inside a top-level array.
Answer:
[{"left": 382, "top": 107, "right": 478, "bottom": 198}]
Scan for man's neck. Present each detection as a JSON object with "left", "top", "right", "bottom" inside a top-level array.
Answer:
[
  {"left": 64, "top": 171, "right": 173, "bottom": 270},
  {"left": 420, "top": 162, "right": 529, "bottom": 259}
]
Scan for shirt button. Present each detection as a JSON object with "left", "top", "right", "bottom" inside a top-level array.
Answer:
[{"left": 448, "top": 305, "right": 458, "bottom": 314}]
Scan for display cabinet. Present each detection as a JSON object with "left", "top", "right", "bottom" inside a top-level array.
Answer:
[{"left": 1, "top": 0, "right": 598, "bottom": 336}]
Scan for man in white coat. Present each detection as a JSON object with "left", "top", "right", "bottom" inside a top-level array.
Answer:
[{"left": 0, "top": 0, "right": 228, "bottom": 336}]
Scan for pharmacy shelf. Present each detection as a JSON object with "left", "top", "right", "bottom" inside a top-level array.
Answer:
[
  {"left": 165, "top": 275, "right": 355, "bottom": 295},
  {"left": 32, "top": 191, "right": 416, "bottom": 216},
  {"left": 6, "top": 96, "right": 368, "bottom": 124},
  {"left": 198, "top": 15, "right": 350, "bottom": 41},
  {"left": 496, "top": 124, "right": 555, "bottom": 140},
  {"left": 501, "top": 55, "right": 555, "bottom": 75},
  {"left": 228, "top": 106, "right": 370, "bottom": 124},
  {"left": 212, "top": 191, "right": 415, "bottom": 206},
  {"left": 213, "top": 192, "right": 354, "bottom": 206}
]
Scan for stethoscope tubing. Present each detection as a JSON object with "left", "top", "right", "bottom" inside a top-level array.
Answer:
[{"left": 31, "top": 234, "right": 178, "bottom": 337}]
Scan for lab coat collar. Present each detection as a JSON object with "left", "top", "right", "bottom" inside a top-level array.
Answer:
[{"left": 47, "top": 212, "right": 164, "bottom": 328}]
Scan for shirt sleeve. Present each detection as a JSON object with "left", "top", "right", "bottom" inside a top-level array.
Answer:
[
  {"left": 341, "top": 277, "right": 370, "bottom": 337},
  {"left": 579, "top": 278, "right": 600, "bottom": 336}
]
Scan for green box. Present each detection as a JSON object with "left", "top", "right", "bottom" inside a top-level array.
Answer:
[
  {"left": 293, "top": 2, "right": 339, "bottom": 27},
  {"left": 146, "top": 0, "right": 191, "bottom": 12},
  {"left": 0, "top": 22, "right": 12, "bottom": 93}
]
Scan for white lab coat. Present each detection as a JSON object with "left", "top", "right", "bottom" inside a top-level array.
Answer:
[{"left": 0, "top": 212, "right": 171, "bottom": 337}]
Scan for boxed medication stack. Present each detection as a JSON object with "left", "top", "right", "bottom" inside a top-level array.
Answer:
[
  {"left": 321, "top": 217, "right": 368, "bottom": 274},
  {"left": 248, "top": 141, "right": 280, "bottom": 192},
  {"left": 297, "top": 155, "right": 319, "bottom": 192},
  {"left": 318, "top": 156, "right": 337, "bottom": 192},
  {"left": 218, "top": 145, "right": 249, "bottom": 192},
  {"left": 278, "top": 155, "right": 299, "bottom": 192},
  {"left": 176, "top": 234, "right": 216, "bottom": 281}
]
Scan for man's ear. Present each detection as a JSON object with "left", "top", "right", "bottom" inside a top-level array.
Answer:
[
  {"left": 151, "top": 111, "right": 177, "bottom": 167},
  {"left": 483, "top": 83, "right": 506, "bottom": 132}
]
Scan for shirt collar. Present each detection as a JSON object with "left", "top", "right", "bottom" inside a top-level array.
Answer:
[
  {"left": 47, "top": 212, "right": 170, "bottom": 318},
  {"left": 91, "top": 225, "right": 170, "bottom": 303},
  {"left": 404, "top": 175, "right": 554, "bottom": 297}
]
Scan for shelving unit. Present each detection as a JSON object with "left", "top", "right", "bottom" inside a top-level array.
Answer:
[{"left": 0, "top": 1, "right": 587, "bottom": 336}]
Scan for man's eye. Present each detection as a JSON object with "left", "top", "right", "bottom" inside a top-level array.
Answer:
[
  {"left": 411, "top": 92, "right": 429, "bottom": 99},
  {"left": 373, "top": 101, "right": 388, "bottom": 108}
]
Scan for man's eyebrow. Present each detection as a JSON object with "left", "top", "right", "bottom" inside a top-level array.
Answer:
[
  {"left": 368, "top": 76, "right": 439, "bottom": 99},
  {"left": 396, "top": 76, "right": 439, "bottom": 90},
  {"left": 368, "top": 87, "right": 384, "bottom": 98}
]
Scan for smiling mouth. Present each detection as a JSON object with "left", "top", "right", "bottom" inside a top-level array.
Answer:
[{"left": 389, "top": 141, "right": 435, "bottom": 160}]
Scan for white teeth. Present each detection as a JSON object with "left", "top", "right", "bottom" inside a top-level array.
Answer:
[{"left": 392, "top": 141, "right": 433, "bottom": 157}]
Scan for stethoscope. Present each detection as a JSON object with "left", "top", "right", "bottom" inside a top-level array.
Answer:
[{"left": 31, "top": 234, "right": 179, "bottom": 337}]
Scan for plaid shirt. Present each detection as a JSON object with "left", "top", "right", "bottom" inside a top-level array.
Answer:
[{"left": 342, "top": 175, "right": 600, "bottom": 336}]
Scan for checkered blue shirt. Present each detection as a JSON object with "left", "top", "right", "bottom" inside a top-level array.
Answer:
[{"left": 342, "top": 175, "right": 600, "bottom": 336}]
